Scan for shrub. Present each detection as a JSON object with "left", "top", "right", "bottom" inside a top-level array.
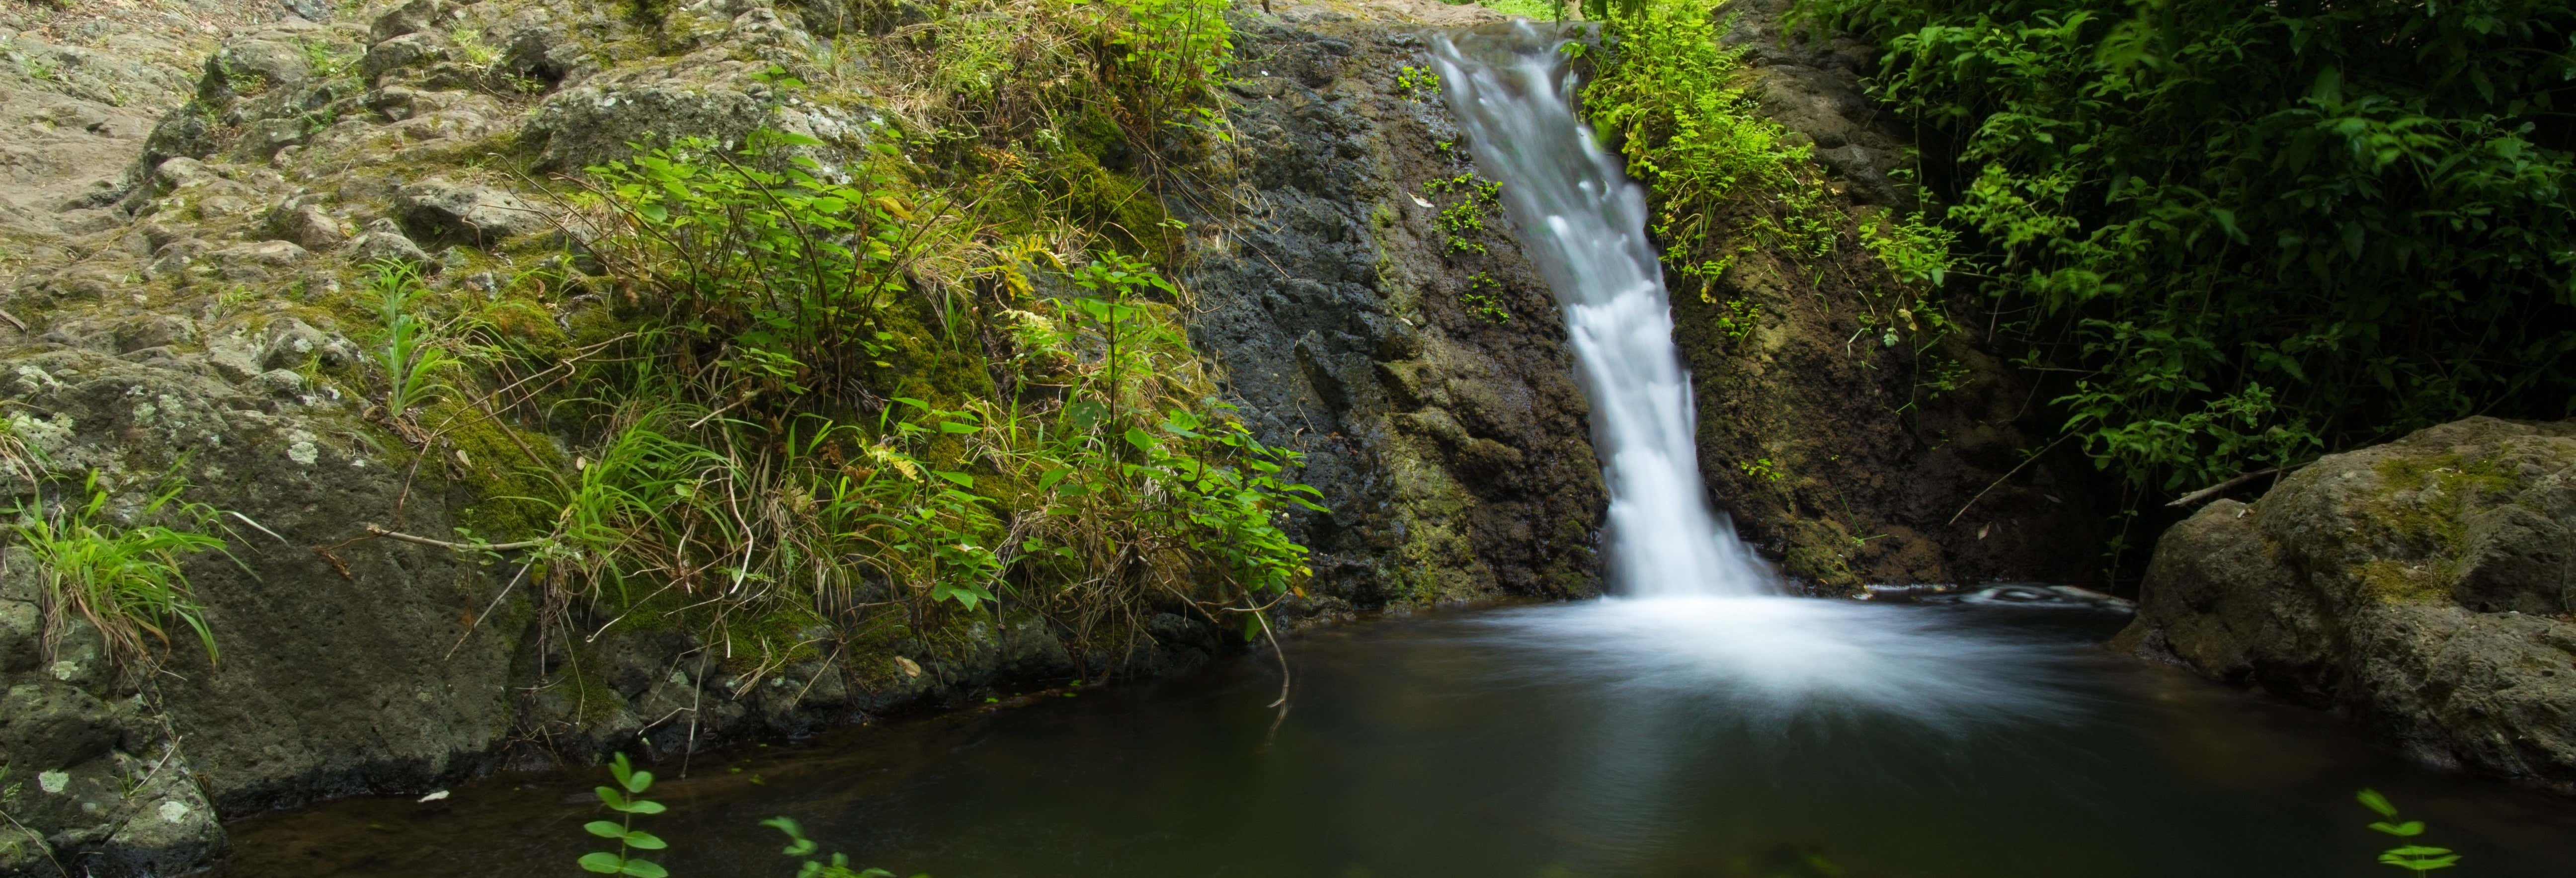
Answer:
[{"left": 1795, "top": 0, "right": 2576, "bottom": 496}]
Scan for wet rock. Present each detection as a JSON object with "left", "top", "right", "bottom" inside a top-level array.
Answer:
[
  {"left": 2116, "top": 416, "right": 2576, "bottom": 790},
  {"left": 397, "top": 177, "right": 546, "bottom": 246},
  {"left": 1183, "top": 18, "right": 1606, "bottom": 606}
]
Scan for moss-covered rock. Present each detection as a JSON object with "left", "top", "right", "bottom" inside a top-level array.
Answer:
[{"left": 2114, "top": 416, "right": 2576, "bottom": 790}]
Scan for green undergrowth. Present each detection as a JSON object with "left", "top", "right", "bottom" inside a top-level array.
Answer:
[
  {"left": 7, "top": 466, "right": 231, "bottom": 676},
  {"left": 347, "top": 0, "right": 1316, "bottom": 701},
  {"left": 1584, "top": 0, "right": 1959, "bottom": 357},
  {"left": 1794, "top": 0, "right": 2576, "bottom": 506}
]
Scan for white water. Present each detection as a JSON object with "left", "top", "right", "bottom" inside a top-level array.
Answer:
[
  {"left": 1431, "top": 24, "right": 2080, "bottom": 721},
  {"left": 1430, "top": 25, "right": 1772, "bottom": 599}
]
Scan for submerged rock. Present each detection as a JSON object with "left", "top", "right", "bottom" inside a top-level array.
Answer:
[{"left": 2115, "top": 416, "right": 2576, "bottom": 789}]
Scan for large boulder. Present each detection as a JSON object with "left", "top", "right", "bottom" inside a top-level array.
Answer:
[{"left": 2115, "top": 416, "right": 2576, "bottom": 789}]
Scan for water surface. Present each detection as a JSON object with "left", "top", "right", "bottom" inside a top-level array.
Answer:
[{"left": 219, "top": 597, "right": 2576, "bottom": 878}]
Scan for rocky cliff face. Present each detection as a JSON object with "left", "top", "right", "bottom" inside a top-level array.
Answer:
[
  {"left": 1184, "top": 13, "right": 1605, "bottom": 612},
  {"left": 2114, "top": 417, "right": 2576, "bottom": 790}
]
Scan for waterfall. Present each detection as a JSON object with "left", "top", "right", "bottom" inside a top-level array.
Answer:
[
  {"left": 1431, "top": 24, "right": 1773, "bottom": 598},
  {"left": 1428, "top": 24, "right": 2085, "bottom": 726}
]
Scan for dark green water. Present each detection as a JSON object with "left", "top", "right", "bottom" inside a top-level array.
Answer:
[{"left": 217, "top": 597, "right": 2576, "bottom": 878}]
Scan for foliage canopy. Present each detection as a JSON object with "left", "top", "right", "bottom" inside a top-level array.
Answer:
[{"left": 1795, "top": 0, "right": 2576, "bottom": 494}]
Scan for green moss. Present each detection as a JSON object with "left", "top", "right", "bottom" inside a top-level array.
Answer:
[
  {"left": 874, "top": 304, "right": 996, "bottom": 406},
  {"left": 2355, "top": 559, "right": 2453, "bottom": 605},
  {"left": 425, "top": 396, "right": 564, "bottom": 539},
  {"left": 1380, "top": 434, "right": 1494, "bottom": 604},
  {"left": 556, "top": 648, "right": 625, "bottom": 724},
  {"left": 2342, "top": 451, "right": 2519, "bottom": 603},
  {"left": 2369, "top": 452, "right": 2515, "bottom": 552},
  {"left": 718, "top": 602, "right": 829, "bottom": 671}
]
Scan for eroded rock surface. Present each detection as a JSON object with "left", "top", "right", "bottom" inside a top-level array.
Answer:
[
  {"left": 1186, "top": 10, "right": 1605, "bottom": 611},
  {"left": 2114, "top": 417, "right": 2576, "bottom": 790}
]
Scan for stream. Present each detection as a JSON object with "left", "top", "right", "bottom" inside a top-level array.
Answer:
[{"left": 208, "top": 22, "right": 2576, "bottom": 878}]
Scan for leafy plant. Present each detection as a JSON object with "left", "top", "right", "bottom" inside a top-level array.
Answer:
[
  {"left": 1460, "top": 272, "right": 1513, "bottom": 324},
  {"left": 2357, "top": 789, "right": 2460, "bottom": 874},
  {"left": 1586, "top": 1, "right": 1840, "bottom": 299},
  {"left": 1714, "top": 297, "right": 1760, "bottom": 342},
  {"left": 579, "top": 754, "right": 670, "bottom": 878},
  {"left": 1739, "top": 458, "right": 1784, "bottom": 482},
  {"left": 1426, "top": 172, "right": 1504, "bottom": 255},
  {"left": 762, "top": 817, "right": 926, "bottom": 878},
  {"left": 1797, "top": 0, "right": 2576, "bottom": 497},
  {"left": 1395, "top": 65, "right": 1443, "bottom": 100},
  {"left": 369, "top": 259, "right": 455, "bottom": 420},
  {"left": 13, "top": 469, "right": 228, "bottom": 669},
  {"left": 583, "top": 128, "right": 924, "bottom": 407},
  {"left": 1103, "top": 0, "right": 1234, "bottom": 140}
]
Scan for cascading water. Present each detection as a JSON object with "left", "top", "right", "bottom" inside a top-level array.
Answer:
[
  {"left": 1431, "top": 23, "right": 2077, "bottom": 723},
  {"left": 1430, "top": 23, "right": 1771, "bottom": 599}
]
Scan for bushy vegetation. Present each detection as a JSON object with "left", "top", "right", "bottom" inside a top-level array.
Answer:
[
  {"left": 371, "top": 0, "right": 1313, "bottom": 686},
  {"left": 1793, "top": 0, "right": 2576, "bottom": 499},
  {"left": 1584, "top": 0, "right": 1960, "bottom": 367}
]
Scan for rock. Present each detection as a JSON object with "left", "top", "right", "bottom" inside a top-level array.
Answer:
[
  {"left": 210, "top": 240, "right": 308, "bottom": 268},
  {"left": 271, "top": 203, "right": 348, "bottom": 250},
  {"left": 2115, "top": 416, "right": 2576, "bottom": 789},
  {"left": 0, "top": 683, "right": 119, "bottom": 770},
  {"left": 361, "top": 32, "right": 452, "bottom": 85},
  {"left": 364, "top": 84, "right": 483, "bottom": 122},
  {"left": 348, "top": 225, "right": 433, "bottom": 270},
  {"left": 370, "top": 0, "right": 458, "bottom": 44},
  {"left": 524, "top": 80, "right": 772, "bottom": 171},
  {"left": 261, "top": 317, "right": 352, "bottom": 370},
  {"left": 91, "top": 758, "right": 228, "bottom": 876},
  {"left": 397, "top": 177, "right": 546, "bottom": 246},
  {"left": 281, "top": 0, "right": 334, "bottom": 21},
  {"left": 201, "top": 38, "right": 315, "bottom": 102},
  {"left": 0, "top": 599, "right": 39, "bottom": 674}
]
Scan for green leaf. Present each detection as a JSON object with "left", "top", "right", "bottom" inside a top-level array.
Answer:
[
  {"left": 624, "top": 830, "right": 667, "bottom": 850},
  {"left": 2369, "top": 820, "right": 2425, "bottom": 837},
  {"left": 762, "top": 817, "right": 819, "bottom": 855},
  {"left": 1038, "top": 467, "right": 1072, "bottom": 491},
  {"left": 609, "top": 754, "right": 634, "bottom": 790},
  {"left": 623, "top": 770, "right": 654, "bottom": 795},
  {"left": 933, "top": 471, "right": 974, "bottom": 488},
  {"left": 1124, "top": 428, "right": 1158, "bottom": 453},
  {"left": 615, "top": 798, "right": 667, "bottom": 815},
  {"left": 595, "top": 786, "right": 628, "bottom": 809},
  {"left": 578, "top": 852, "right": 625, "bottom": 874},
  {"left": 620, "top": 858, "right": 669, "bottom": 878},
  {"left": 2357, "top": 789, "right": 2399, "bottom": 818},
  {"left": 2384, "top": 846, "right": 2453, "bottom": 857},
  {"left": 583, "top": 821, "right": 627, "bottom": 839}
]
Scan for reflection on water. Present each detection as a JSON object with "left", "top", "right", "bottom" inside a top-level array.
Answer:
[{"left": 218, "top": 597, "right": 2576, "bottom": 878}]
